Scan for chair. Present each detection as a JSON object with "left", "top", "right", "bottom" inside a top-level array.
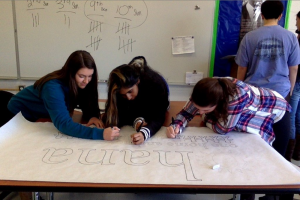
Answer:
[
  {"left": 0, "top": 90, "right": 15, "bottom": 127},
  {"left": 0, "top": 91, "right": 14, "bottom": 200}
]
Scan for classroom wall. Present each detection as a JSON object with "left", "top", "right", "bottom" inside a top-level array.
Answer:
[
  {"left": 1, "top": 1, "right": 298, "bottom": 101},
  {"left": 0, "top": 1, "right": 17, "bottom": 79},
  {"left": 0, "top": 0, "right": 213, "bottom": 101},
  {"left": 287, "top": 1, "right": 299, "bottom": 34},
  {"left": 13, "top": 1, "right": 214, "bottom": 82}
]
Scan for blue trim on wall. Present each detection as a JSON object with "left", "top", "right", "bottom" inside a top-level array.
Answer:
[{"left": 213, "top": 1, "right": 287, "bottom": 77}]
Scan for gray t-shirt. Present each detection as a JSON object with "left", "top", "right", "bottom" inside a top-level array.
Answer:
[{"left": 235, "top": 25, "right": 300, "bottom": 97}]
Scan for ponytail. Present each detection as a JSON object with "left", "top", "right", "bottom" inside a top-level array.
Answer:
[{"left": 216, "top": 78, "right": 236, "bottom": 124}]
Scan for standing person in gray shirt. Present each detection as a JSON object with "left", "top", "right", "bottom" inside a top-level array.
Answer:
[{"left": 235, "top": 1, "right": 300, "bottom": 199}]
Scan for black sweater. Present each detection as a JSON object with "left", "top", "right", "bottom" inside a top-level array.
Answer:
[{"left": 116, "top": 68, "right": 169, "bottom": 140}]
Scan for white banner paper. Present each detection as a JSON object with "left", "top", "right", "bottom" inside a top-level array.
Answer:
[{"left": 0, "top": 113, "right": 299, "bottom": 185}]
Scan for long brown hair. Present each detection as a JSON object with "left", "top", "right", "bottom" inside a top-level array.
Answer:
[
  {"left": 103, "top": 64, "right": 141, "bottom": 127},
  {"left": 34, "top": 50, "right": 99, "bottom": 113},
  {"left": 103, "top": 56, "right": 168, "bottom": 127},
  {"left": 191, "top": 77, "right": 237, "bottom": 124}
]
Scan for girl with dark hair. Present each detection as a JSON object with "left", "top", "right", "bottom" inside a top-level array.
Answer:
[
  {"left": 167, "top": 77, "right": 291, "bottom": 155},
  {"left": 102, "top": 56, "right": 169, "bottom": 145},
  {"left": 7, "top": 50, "right": 119, "bottom": 140}
]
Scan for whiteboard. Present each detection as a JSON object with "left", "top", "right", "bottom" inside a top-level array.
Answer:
[
  {"left": 15, "top": 1, "right": 215, "bottom": 83},
  {"left": 0, "top": 1, "right": 17, "bottom": 79}
]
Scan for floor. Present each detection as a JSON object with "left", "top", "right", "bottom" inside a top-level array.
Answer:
[{"left": 2, "top": 158, "right": 300, "bottom": 200}]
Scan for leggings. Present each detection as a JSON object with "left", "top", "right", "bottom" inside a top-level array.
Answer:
[
  {"left": 272, "top": 95, "right": 291, "bottom": 157},
  {"left": 272, "top": 110, "right": 290, "bottom": 157}
]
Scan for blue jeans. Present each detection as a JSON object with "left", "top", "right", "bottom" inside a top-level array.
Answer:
[{"left": 289, "top": 81, "right": 300, "bottom": 139}]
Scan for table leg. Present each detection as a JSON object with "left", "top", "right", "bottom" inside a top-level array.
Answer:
[
  {"left": 32, "top": 192, "right": 40, "bottom": 200},
  {"left": 233, "top": 194, "right": 241, "bottom": 200},
  {"left": 46, "top": 192, "right": 54, "bottom": 200}
]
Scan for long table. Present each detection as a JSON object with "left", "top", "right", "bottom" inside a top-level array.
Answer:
[{"left": 0, "top": 101, "right": 299, "bottom": 199}]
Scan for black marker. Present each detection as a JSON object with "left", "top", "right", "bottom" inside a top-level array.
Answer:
[
  {"left": 137, "top": 121, "right": 144, "bottom": 132},
  {"left": 132, "top": 121, "right": 144, "bottom": 144},
  {"left": 171, "top": 117, "right": 177, "bottom": 130}
]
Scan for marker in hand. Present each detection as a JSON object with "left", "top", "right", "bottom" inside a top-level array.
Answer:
[
  {"left": 103, "top": 125, "right": 120, "bottom": 141},
  {"left": 171, "top": 117, "right": 176, "bottom": 131},
  {"left": 111, "top": 126, "right": 120, "bottom": 132},
  {"left": 166, "top": 117, "right": 180, "bottom": 138},
  {"left": 137, "top": 121, "right": 144, "bottom": 132},
  {"left": 131, "top": 121, "right": 144, "bottom": 144}
]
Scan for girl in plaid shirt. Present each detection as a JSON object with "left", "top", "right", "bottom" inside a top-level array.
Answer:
[{"left": 167, "top": 77, "right": 291, "bottom": 156}]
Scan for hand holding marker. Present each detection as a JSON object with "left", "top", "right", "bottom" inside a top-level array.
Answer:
[
  {"left": 131, "top": 120, "right": 144, "bottom": 145},
  {"left": 103, "top": 125, "right": 120, "bottom": 141}
]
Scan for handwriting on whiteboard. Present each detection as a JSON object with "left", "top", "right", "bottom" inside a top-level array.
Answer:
[{"left": 24, "top": 0, "right": 148, "bottom": 53}]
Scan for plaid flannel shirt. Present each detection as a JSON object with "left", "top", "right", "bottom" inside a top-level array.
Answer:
[{"left": 173, "top": 77, "right": 291, "bottom": 145}]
